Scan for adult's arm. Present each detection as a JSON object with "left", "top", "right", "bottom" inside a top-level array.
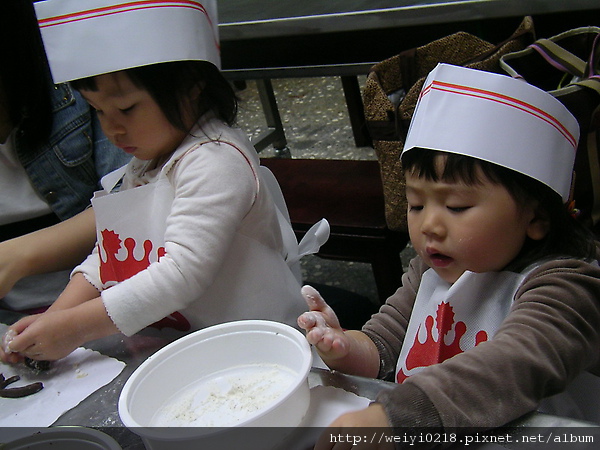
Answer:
[{"left": 0, "top": 208, "right": 96, "bottom": 298}]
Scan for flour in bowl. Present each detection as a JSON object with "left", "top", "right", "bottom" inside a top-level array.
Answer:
[{"left": 150, "top": 363, "right": 297, "bottom": 427}]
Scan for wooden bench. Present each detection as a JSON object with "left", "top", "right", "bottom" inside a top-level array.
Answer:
[{"left": 261, "top": 158, "right": 409, "bottom": 303}]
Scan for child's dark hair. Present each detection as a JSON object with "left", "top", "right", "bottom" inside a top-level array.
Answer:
[
  {"left": 71, "top": 60, "right": 238, "bottom": 130},
  {"left": 402, "top": 149, "right": 597, "bottom": 270}
]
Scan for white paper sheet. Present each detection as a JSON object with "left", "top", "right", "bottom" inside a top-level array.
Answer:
[
  {"left": 277, "top": 385, "right": 372, "bottom": 450},
  {"left": 304, "top": 385, "right": 371, "bottom": 428},
  {"left": 0, "top": 324, "right": 125, "bottom": 428}
]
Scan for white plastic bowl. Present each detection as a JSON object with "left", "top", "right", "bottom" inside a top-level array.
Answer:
[{"left": 119, "top": 320, "right": 312, "bottom": 450}]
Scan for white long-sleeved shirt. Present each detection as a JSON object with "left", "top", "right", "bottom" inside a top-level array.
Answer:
[{"left": 74, "top": 118, "right": 305, "bottom": 335}]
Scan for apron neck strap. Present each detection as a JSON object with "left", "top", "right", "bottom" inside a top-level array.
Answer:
[{"left": 101, "top": 165, "right": 128, "bottom": 193}]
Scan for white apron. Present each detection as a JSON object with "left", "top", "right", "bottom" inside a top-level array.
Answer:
[
  {"left": 395, "top": 269, "right": 525, "bottom": 383},
  {"left": 92, "top": 163, "right": 189, "bottom": 331},
  {"left": 395, "top": 267, "right": 600, "bottom": 424},
  {"left": 91, "top": 142, "right": 328, "bottom": 334}
]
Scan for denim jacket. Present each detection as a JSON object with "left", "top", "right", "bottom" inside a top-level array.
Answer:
[{"left": 14, "top": 82, "right": 131, "bottom": 220}]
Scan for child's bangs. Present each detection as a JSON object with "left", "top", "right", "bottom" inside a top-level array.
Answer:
[
  {"left": 70, "top": 76, "right": 98, "bottom": 91},
  {"left": 402, "top": 149, "right": 489, "bottom": 185}
]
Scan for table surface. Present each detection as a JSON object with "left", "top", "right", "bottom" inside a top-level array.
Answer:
[
  {"left": 2, "top": 310, "right": 598, "bottom": 450},
  {"left": 2, "top": 2, "right": 600, "bottom": 447}
]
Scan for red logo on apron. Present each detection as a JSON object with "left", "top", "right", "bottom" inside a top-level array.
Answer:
[
  {"left": 397, "top": 302, "right": 488, "bottom": 383},
  {"left": 98, "top": 229, "right": 190, "bottom": 332},
  {"left": 99, "top": 229, "right": 166, "bottom": 284}
]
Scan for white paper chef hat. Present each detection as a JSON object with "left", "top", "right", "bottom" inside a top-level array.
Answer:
[
  {"left": 35, "top": 0, "right": 220, "bottom": 84},
  {"left": 403, "top": 63, "right": 580, "bottom": 202}
]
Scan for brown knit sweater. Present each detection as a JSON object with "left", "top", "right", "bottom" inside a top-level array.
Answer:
[{"left": 362, "top": 252, "right": 600, "bottom": 434}]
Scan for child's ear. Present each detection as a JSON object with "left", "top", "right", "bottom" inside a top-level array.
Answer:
[{"left": 526, "top": 208, "right": 550, "bottom": 241}]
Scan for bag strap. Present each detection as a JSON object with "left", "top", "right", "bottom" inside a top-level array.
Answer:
[
  {"left": 530, "top": 38, "right": 588, "bottom": 78},
  {"left": 578, "top": 78, "right": 600, "bottom": 95},
  {"left": 503, "top": 27, "right": 600, "bottom": 95},
  {"left": 579, "top": 33, "right": 600, "bottom": 94},
  {"left": 501, "top": 28, "right": 600, "bottom": 226},
  {"left": 532, "top": 32, "right": 600, "bottom": 93},
  {"left": 534, "top": 31, "right": 600, "bottom": 224}
]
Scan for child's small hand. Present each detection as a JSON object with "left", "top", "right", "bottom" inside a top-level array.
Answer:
[
  {"left": 0, "top": 315, "right": 39, "bottom": 364},
  {"left": 5, "top": 310, "right": 81, "bottom": 361},
  {"left": 0, "top": 328, "right": 20, "bottom": 364},
  {"left": 297, "top": 285, "right": 350, "bottom": 360}
]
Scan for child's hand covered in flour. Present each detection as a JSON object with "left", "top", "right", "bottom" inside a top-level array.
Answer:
[
  {"left": 298, "top": 285, "right": 381, "bottom": 378},
  {"left": 297, "top": 285, "right": 350, "bottom": 361},
  {"left": 1, "top": 328, "right": 18, "bottom": 364}
]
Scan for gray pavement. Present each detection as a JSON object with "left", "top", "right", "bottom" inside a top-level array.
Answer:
[{"left": 235, "top": 77, "right": 415, "bottom": 320}]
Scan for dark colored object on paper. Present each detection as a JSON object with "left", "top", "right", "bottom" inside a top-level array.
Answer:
[
  {"left": 0, "top": 373, "right": 44, "bottom": 398},
  {"left": 25, "top": 357, "right": 52, "bottom": 372}
]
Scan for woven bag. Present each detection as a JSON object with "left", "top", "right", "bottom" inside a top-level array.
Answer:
[
  {"left": 500, "top": 27, "right": 600, "bottom": 231},
  {"left": 363, "top": 16, "right": 535, "bottom": 231}
]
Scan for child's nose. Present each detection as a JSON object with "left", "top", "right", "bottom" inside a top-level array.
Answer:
[
  {"left": 101, "top": 115, "right": 126, "bottom": 138},
  {"left": 420, "top": 210, "right": 445, "bottom": 238}
]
